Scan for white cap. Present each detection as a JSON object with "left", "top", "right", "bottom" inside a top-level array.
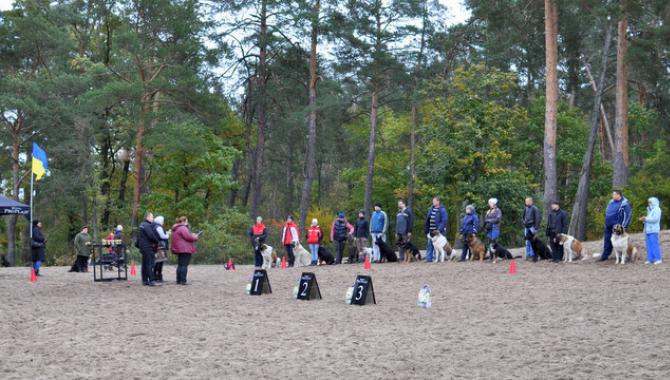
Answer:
[
  {"left": 488, "top": 198, "right": 498, "bottom": 206},
  {"left": 116, "top": 225, "right": 123, "bottom": 231},
  {"left": 154, "top": 216, "right": 164, "bottom": 226}
]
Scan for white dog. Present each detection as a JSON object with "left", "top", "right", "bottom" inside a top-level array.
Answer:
[
  {"left": 429, "top": 231, "right": 451, "bottom": 262},
  {"left": 293, "top": 243, "right": 312, "bottom": 267},
  {"left": 260, "top": 244, "right": 273, "bottom": 270},
  {"left": 557, "top": 233, "right": 587, "bottom": 262},
  {"left": 611, "top": 224, "right": 638, "bottom": 265}
]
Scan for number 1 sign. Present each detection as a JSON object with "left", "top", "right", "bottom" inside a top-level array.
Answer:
[
  {"left": 351, "top": 275, "right": 376, "bottom": 305},
  {"left": 250, "top": 269, "right": 272, "bottom": 295}
]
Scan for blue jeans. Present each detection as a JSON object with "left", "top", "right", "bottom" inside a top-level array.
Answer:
[
  {"left": 425, "top": 239, "right": 434, "bottom": 262},
  {"left": 524, "top": 227, "right": 536, "bottom": 257},
  {"left": 309, "top": 244, "right": 319, "bottom": 263},
  {"left": 646, "top": 233, "right": 662, "bottom": 262}
]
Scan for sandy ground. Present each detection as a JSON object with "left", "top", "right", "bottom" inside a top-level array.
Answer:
[{"left": 1, "top": 231, "right": 670, "bottom": 379}]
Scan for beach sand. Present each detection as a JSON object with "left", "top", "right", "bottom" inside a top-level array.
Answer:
[{"left": 1, "top": 231, "right": 669, "bottom": 379}]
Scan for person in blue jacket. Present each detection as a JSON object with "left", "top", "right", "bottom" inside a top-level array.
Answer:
[
  {"left": 640, "top": 197, "right": 662, "bottom": 264},
  {"left": 601, "top": 190, "right": 632, "bottom": 261},
  {"left": 459, "top": 205, "right": 479, "bottom": 261},
  {"left": 424, "top": 197, "right": 448, "bottom": 262}
]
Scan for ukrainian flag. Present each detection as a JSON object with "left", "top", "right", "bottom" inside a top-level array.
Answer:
[{"left": 32, "top": 143, "right": 48, "bottom": 180}]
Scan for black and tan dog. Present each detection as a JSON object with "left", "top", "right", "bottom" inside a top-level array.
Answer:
[
  {"left": 467, "top": 233, "right": 487, "bottom": 261},
  {"left": 396, "top": 236, "right": 421, "bottom": 262},
  {"left": 526, "top": 234, "right": 552, "bottom": 262},
  {"left": 490, "top": 242, "right": 521, "bottom": 261},
  {"left": 375, "top": 237, "right": 399, "bottom": 263}
]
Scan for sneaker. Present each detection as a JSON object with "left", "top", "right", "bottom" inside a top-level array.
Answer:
[
  {"left": 645, "top": 261, "right": 651, "bottom": 265},
  {"left": 654, "top": 260, "right": 662, "bottom": 265}
]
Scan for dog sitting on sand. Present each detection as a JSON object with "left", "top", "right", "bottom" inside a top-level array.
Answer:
[
  {"left": 429, "top": 231, "right": 452, "bottom": 262},
  {"left": 467, "top": 233, "right": 486, "bottom": 261},
  {"left": 526, "top": 234, "right": 552, "bottom": 262},
  {"left": 259, "top": 244, "right": 274, "bottom": 270},
  {"left": 317, "top": 246, "right": 335, "bottom": 265},
  {"left": 396, "top": 237, "right": 421, "bottom": 262},
  {"left": 556, "top": 233, "right": 587, "bottom": 262},
  {"left": 489, "top": 242, "right": 521, "bottom": 262},
  {"left": 375, "top": 237, "right": 398, "bottom": 263},
  {"left": 293, "top": 243, "right": 312, "bottom": 267},
  {"left": 611, "top": 224, "right": 639, "bottom": 265}
]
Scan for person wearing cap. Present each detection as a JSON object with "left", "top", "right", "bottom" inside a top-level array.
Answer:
[
  {"left": 546, "top": 201, "right": 568, "bottom": 262},
  {"left": 249, "top": 216, "right": 268, "bottom": 267},
  {"left": 306, "top": 218, "right": 323, "bottom": 266},
  {"left": 281, "top": 215, "right": 299, "bottom": 267},
  {"left": 484, "top": 198, "right": 502, "bottom": 260},
  {"left": 331, "top": 211, "right": 353, "bottom": 264},
  {"left": 30, "top": 220, "right": 47, "bottom": 276},
  {"left": 69, "top": 225, "right": 91, "bottom": 272},
  {"left": 369, "top": 203, "right": 389, "bottom": 263},
  {"left": 395, "top": 200, "right": 413, "bottom": 261},
  {"left": 153, "top": 216, "right": 170, "bottom": 282},
  {"left": 459, "top": 205, "right": 479, "bottom": 261},
  {"left": 641, "top": 197, "right": 662, "bottom": 264},
  {"left": 353, "top": 210, "right": 369, "bottom": 261}
]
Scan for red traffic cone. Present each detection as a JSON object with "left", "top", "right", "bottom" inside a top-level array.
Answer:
[
  {"left": 130, "top": 261, "right": 137, "bottom": 276},
  {"left": 509, "top": 259, "right": 516, "bottom": 275},
  {"left": 281, "top": 256, "right": 287, "bottom": 269},
  {"left": 30, "top": 268, "right": 37, "bottom": 283},
  {"left": 364, "top": 255, "right": 371, "bottom": 271}
]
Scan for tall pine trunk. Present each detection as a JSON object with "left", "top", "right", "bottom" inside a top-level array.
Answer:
[
  {"left": 131, "top": 93, "right": 151, "bottom": 227},
  {"left": 299, "top": 0, "right": 320, "bottom": 232},
  {"left": 613, "top": 2, "right": 629, "bottom": 188},
  {"left": 5, "top": 127, "right": 22, "bottom": 266},
  {"left": 250, "top": 0, "right": 268, "bottom": 219},
  {"left": 364, "top": 86, "right": 379, "bottom": 218},
  {"left": 543, "top": 0, "right": 559, "bottom": 217},
  {"left": 569, "top": 25, "right": 613, "bottom": 240}
]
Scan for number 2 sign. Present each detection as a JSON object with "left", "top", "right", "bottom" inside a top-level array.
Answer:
[{"left": 296, "top": 272, "right": 321, "bottom": 300}]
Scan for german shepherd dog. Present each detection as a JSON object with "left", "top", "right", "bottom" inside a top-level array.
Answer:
[
  {"left": 467, "top": 233, "right": 487, "bottom": 261},
  {"left": 396, "top": 236, "right": 421, "bottom": 262}
]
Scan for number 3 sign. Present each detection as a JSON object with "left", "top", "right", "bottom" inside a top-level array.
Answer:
[{"left": 351, "top": 275, "right": 376, "bottom": 305}]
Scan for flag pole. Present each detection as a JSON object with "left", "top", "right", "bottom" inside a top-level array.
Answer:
[{"left": 30, "top": 171, "right": 34, "bottom": 239}]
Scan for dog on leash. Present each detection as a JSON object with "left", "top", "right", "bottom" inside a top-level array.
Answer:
[
  {"left": 429, "top": 230, "right": 452, "bottom": 262},
  {"left": 375, "top": 237, "right": 398, "bottom": 263},
  {"left": 611, "top": 224, "right": 639, "bottom": 264},
  {"left": 467, "top": 233, "right": 487, "bottom": 261},
  {"left": 396, "top": 236, "right": 421, "bottom": 262},
  {"left": 259, "top": 244, "right": 274, "bottom": 270},
  {"left": 489, "top": 242, "right": 521, "bottom": 261},
  {"left": 526, "top": 234, "right": 552, "bottom": 261},
  {"left": 556, "top": 233, "right": 587, "bottom": 262},
  {"left": 317, "top": 246, "right": 335, "bottom": 265},
  {"left": 293, "top": 243, "right": 312, "bottom": 267}
]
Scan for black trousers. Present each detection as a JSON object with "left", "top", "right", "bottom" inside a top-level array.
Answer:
[
  {"left": 254, "top": 246, "right": 262, "bottom": 267},
  {"left": 153, "top": 262, "right": 164, "bottom": 281},
  {"left": 140, "top": 248, "right": 155, "bottom": 284},
  {"left": 460, "top": 235, "right": 470, "bottom": 261},
  {"left": 176, "top": 253, "right": 192, "bottom": 283},
  {"left": 285, "top": 244, "right": 295, "bottom": 267},
  {"left": 70, "top": 255, "right": 88, "bottom": 272},
  {"left": 334, "top": 240, "right": 345, "bottom": 264},
  {"left": 550, "top": 240, "right": 563, "bottom": 261}
]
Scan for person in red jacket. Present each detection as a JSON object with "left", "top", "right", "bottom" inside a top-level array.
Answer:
[
  {"left": 306, "top": 219, "right": 323, "bottom": 266},
  {"left": 248, "top": 216, "right": 268, "bottom": 267},
  {"left": 171, "top": 216, "right": 199, "bottom": 285},
  {"left": 281, "top": 215, "right": 299, "bottom": 267}
]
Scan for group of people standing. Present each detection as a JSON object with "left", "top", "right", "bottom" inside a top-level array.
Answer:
[{"left": 248, "top": 190, "right": 663, "bottom": 266}]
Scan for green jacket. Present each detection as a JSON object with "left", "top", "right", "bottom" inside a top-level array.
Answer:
[{"left": 74, "top": 232, "right": 91, "bottom": 257}]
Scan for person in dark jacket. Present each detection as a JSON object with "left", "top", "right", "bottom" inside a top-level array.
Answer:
[
  {"left": 249, "top": 216, "right": 268, "bottom": 267},
  {"left": 171, "top": 216, "right": 199, "bottom": 285},
  {"left": 353, "top": 211, "right": 369, "bottom": 261},
  {"left": 546, "top": 201, "right": 568, "bottom": 262},
  {"left": 395, "top": 200, "right": 413, "bottom": 261},
  {"left": 601, "top": 190, "right": 632, "bottom": 261},
  {"left": 522, "top": 197, "right": 542, "bottom": 259},
  {"left": 69, "top": 226, "right": 92, "bottom": 272},
  {"left": 137, "top": 212, "right": 160, "bottom": 286},
  {"left": 31, "top": 220, "right": 46, "bottom": 276},
  {"left": 424, "top": 197, "right": 448, "bottom": 262},
  {"left": 331, "top": 212, "right": 353, "bottom": 264},
  {"left": 459, "top": 205, "right": 479, "bottom": 261}
]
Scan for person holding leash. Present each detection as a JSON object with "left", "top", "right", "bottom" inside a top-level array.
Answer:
[
  {"left": 370, "top": 203, "right": 388, "bottom": 263},
  {"left": 600, "top": 190, "right": 631, "bottom": 261}
]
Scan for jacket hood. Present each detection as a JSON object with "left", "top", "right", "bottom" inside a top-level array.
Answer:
[
  {"left": 466, "top": 205, "right": 475, "bottom": 213},
  {"left": 648, "top": 197, "right": 660, "bottom": 208},
  {"left": 171, "top": 223, "right": 185, "bottom": 232}
]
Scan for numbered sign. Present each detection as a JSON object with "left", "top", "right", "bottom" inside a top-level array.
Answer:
[
  {"left": 250, "top": 269, "right": 272, "bottom": 295},
  {"left": 296, "top": 272, "right": 322, "bottom": 300},
  {"left": 351, "top": 275, "right": 376, "bottom": 305}
]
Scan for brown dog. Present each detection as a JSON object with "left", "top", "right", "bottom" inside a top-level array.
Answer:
[{"left": 467, "top": 233, "right": 486, "bottom": 261}]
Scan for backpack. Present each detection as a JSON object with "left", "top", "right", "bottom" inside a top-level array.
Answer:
[{"left": 333, "top": 220, "right": 348, "bottom": 241}]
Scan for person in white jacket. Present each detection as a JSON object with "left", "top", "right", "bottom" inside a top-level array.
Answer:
[
  {"left": 281, "top": 215, "right": 299, "bottom": 267},
  {"left": 153, "top": 215, "right": 170, "bottom": 282}
]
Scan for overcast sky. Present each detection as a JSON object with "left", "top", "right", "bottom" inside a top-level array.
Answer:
[{"left": 0, "top": 0, "right": 470, "bottom": 22}]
